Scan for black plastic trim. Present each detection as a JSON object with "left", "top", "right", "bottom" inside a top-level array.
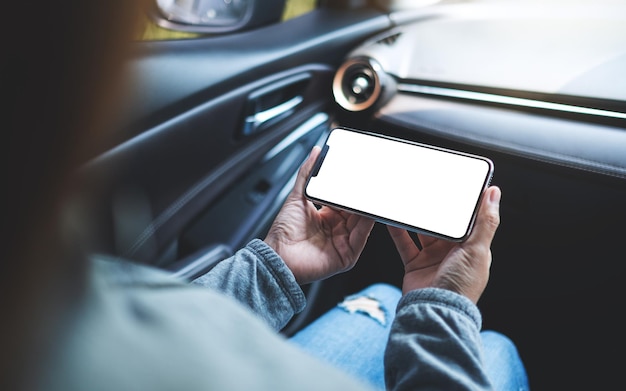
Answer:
[
  {"left": 166, "top": 243, "right": 233, "bottom": 281},
  {"left": 377, "top": 93, "right": 626, "bottom": 180},
  {"left": 395, "top": 78, "right": 626, "bottom": 128}
]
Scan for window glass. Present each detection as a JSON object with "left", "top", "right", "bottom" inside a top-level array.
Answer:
[
  {"left": 138, "top": 0, "right": 317, "bottom": 41},
  {"left": 282, "top": 0, "right": 316, "bottom": 20}
]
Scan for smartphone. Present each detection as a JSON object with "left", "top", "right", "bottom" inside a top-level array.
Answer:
[{"left": 304, "top": 127, "right": 494, "bottom": 241}]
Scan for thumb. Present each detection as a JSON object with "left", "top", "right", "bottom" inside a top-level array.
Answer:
[
  {"left": 291, "top": 146, "right": 321, "bottom": 199},
  {"left": 465, "top": 186, "right": 501, "bottom": 247}
]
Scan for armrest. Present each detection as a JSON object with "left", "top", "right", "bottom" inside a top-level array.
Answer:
[{"left": 165, "top": 243, "right": 232, "bottom": 281}]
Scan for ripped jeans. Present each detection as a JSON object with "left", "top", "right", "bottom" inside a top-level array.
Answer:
[{"left": 289, "top": 283, "right": 529, "bottom": 391}]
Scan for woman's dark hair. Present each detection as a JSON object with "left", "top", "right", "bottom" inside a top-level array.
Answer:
[{"left": 1, "top": 2, "right": 141, "bottom": 389}]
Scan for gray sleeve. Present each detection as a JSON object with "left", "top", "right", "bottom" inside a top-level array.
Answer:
[
  {"left": 42, "top": 257, "right": 377, "bottom": 391},
  {"left": 191, "top": 238, "right": 305, "bottom": 331},
  {"left": 384, "top": 288, "right": 493, "bottom": 391}
]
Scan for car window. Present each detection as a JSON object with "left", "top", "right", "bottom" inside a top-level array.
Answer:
[{"left": 139, "top": 0, "right": 317, "bottom": 40}]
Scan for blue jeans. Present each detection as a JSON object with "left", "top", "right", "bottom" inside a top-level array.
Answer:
[{"left": 289, "top": 283, "right": 529, "bottom": 390}]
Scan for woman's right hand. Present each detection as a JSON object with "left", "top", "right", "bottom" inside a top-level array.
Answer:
[{"left": 387, "top": 186, "right": 501, "bottom": 303}]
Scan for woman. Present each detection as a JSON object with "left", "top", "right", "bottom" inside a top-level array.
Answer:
[{"left": 1, "top": 1, "right": 528, "bottom": 390}]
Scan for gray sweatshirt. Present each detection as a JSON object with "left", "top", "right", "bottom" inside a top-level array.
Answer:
[{"left": 40, "top": 239, "right": 491, "bottom": 390}]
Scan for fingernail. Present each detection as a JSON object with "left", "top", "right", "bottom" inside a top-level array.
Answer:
[{"left": 489, "top": 187, "right": 501, "bottom": 205}]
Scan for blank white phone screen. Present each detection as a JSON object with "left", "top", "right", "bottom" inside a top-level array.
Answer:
[{"left": 305, "top": 129, "right": 492, "bottom": 240}]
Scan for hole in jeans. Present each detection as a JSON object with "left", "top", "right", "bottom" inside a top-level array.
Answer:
[{"left": 338, "top": 295, "right": 387, "bottom": 326}]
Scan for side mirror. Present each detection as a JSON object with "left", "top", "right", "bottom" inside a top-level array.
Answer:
[{"left": 150, "top": 0, "right": 287, "bottom": 34}]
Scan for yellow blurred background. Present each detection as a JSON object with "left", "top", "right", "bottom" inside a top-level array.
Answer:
[{"left": 139, "top": 0, "right": 316, "bottom": 40}]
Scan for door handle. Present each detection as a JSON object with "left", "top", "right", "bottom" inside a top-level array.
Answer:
[
  {"left": 241, "top": 72, "right": 311, "bottom": 136},
  {"left": 244, "top": 95, "right": 303, "bottom": 135}
]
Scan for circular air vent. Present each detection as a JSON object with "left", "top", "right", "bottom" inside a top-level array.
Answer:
[{"left": 333, "top": 56, "right": 388, "bottom": 112}]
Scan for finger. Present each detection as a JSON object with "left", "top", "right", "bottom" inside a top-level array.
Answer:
[
  {"left": 417, "top": 233, "right": 438, "bottom": 248},
  {"left": 291, "top": 146, "right": 321, "bottom": 199},
  {"left": 340, "top": 210, "right": 373, "bottom": 231},
  {"left": 465, "top": 186, "right": 501, "bottom": 247},
  {"left": 388, "top": 226, "right": 420, "bottom": 264},
  {"left": 348, "top": 215, "right": 375, "bottom": 247}
]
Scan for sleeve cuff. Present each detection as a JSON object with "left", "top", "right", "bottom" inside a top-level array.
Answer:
[
  {"left": 246, "top": 239, "right": 306, "bottom": 314},
  {"left": 398, "top": 287, "right": 482, "bottom": 330}
]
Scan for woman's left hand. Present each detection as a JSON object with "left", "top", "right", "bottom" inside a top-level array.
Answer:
[{"left": 264, "top": 146, "right": 375, "bottom": 284}]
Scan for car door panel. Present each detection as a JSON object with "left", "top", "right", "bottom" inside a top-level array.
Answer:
[
  {"left": 79, "top": 8, "right": 394, "bottom": 267},
  {"left": 84, "top": 66, "right": 331, "bottom": 261}
]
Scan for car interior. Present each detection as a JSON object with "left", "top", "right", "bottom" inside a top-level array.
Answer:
[{"left": 74, "top": 0, "right": 626, "bottom": 389}]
